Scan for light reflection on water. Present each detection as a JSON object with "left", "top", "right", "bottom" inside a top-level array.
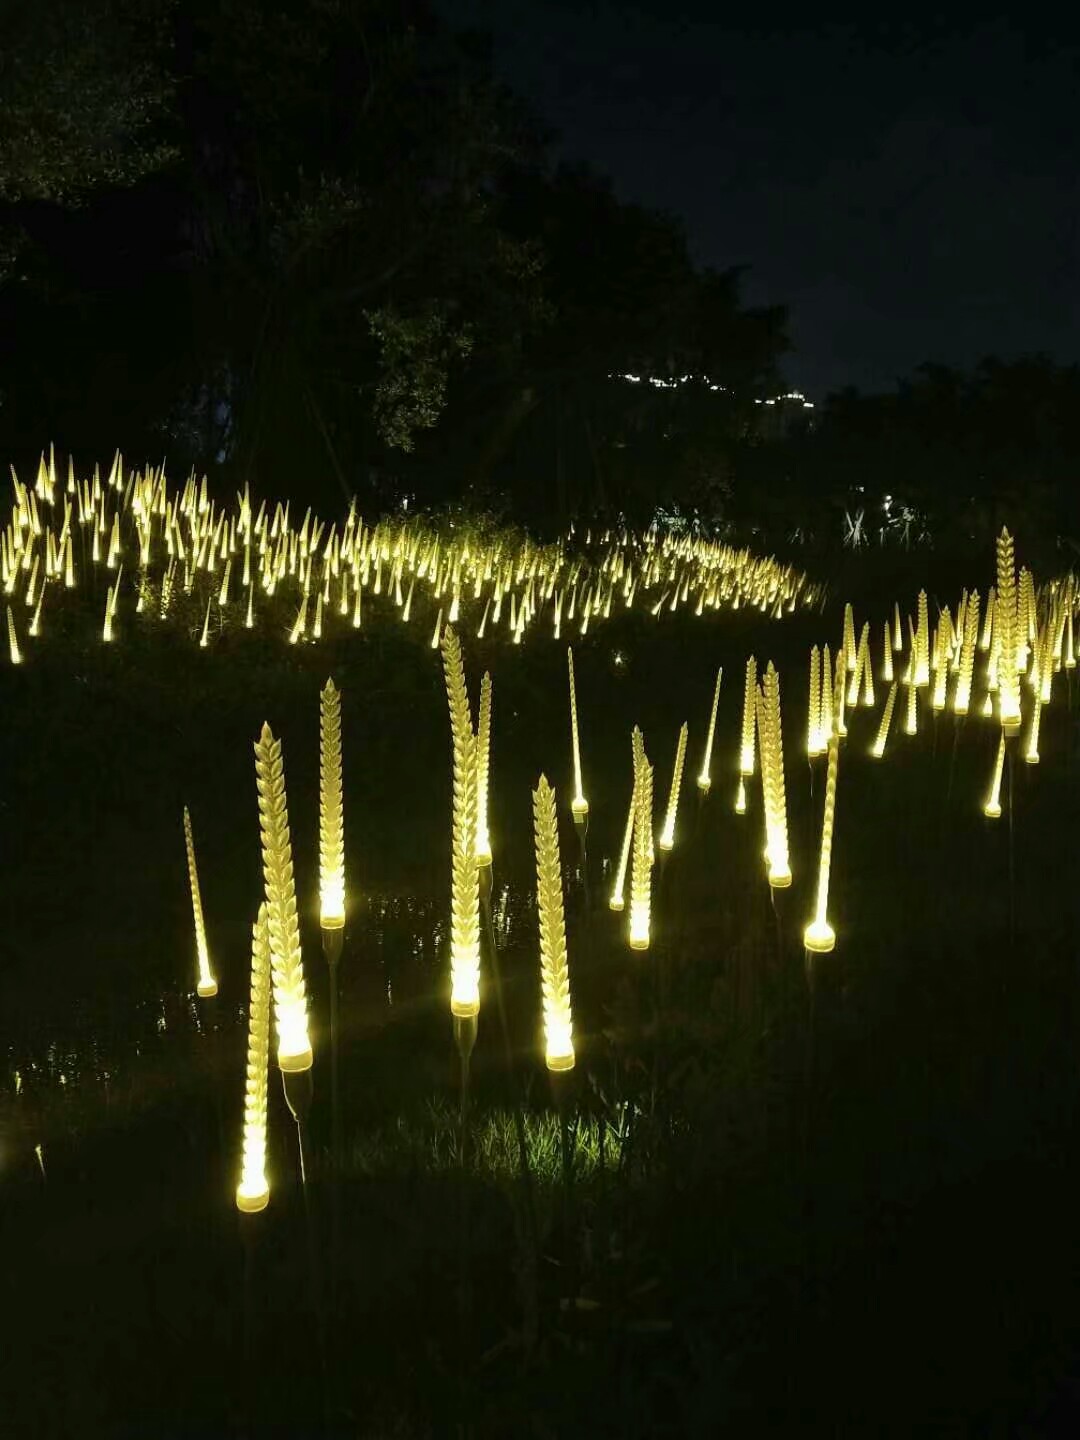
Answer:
[{"left": 2, "top": 880, "right": 541, "bottom": 1123}]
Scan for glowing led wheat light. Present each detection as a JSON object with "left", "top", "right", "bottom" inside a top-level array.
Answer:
[
  {"left": 236, "top": 905, "right": 271, "bottom": 1213},
  {"left": 254, "top": 723, "right": 313, "bottom": 1071},
  {"left": 319, "top": 678, "right": 346, "bottom": 928},
  {"left": 996, "top": 530, "right": 1022, "bottom": 735},
  {"left": 807, "top": 645, "right": 823, "bottom": 757},
  {"left": 609, "top": 779, "right": 636, "bottom": 911},
  {"left": 739, "top": 656, "right": 757, "bottom": 777},
  {"left": 629, "top": 727, "right": 653, "bottom": 951},
  {"left": 441, "top": 626, "right": 481, "bottom": 1018},
  {"left": 871, "top": 681, "right": 898, "bottom": 759},
  {"left": 475, "top": 672, "right": 493, "bottom": 866},
  {"left": 804, "top": 736, "right": 840, "bottom": 953},
  {"left": 696, "top": 666, "right": 722, "bottom": 791},
  {"left": 984, "top": 730, "right": 1006, "bottom": 818},
  {"left": 7, "top": 603, "right": 21, "bottom": 664},
  {"left": 183, "top": 806, "right": 218, "bottom": 997},
  {"left": 532, "top": 776, "right": 575, "bottom": 1071},
  {"left": 757, "top": 663, "right": 791, "bottom": 888},
  {"left": 658, "top": 722, "right": 688, "bottom": 852},
  {"left": 567, "top": 646, "right": 589, "bottom": 817}
]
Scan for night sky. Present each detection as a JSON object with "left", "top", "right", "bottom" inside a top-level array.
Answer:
[{"left": 444, "top": 3, "right": 1080, "bottom": 398}]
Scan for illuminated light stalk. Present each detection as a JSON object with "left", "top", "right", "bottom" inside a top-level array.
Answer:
[
  {"left": 893, "top": 602, "right": 903, "bottom": 651},
  {"left": 7, "top": 603, "right": 21, "bottom": 664},
  {"left": 236, "top": 905, "right": 271, "bottom": 1213},
  {"left": 254, "top": 723, "right": 313, "bottom": 1071},
  {"left": 833, "top": 648, "right": 847, "bottom": 738},
  {"left": 904, "top": 678, "right": 918, "bottom": 736},
  {"left": 199, "top": 594, "right": 212, "bottom": 648},
  {"left": 858, "top": 624, "right": 874, "bottom": 706},
  {"left": 475, "top": 672, "right": 493, "bottom": 866},
  {"left": 739, "top": 656, "right": 757, "bottom": 775},
  {"left": 319, "top": 679, "right": 346, "bottom": 928},
  {"left": 658, "top": 721, "right": 689, "bottom": 851},
  {"left": 532, "top": 776, "right": 575, "bottom": 1071},
  {"left": 567, "top": 646, "right": 589, "bottom": 817},
  {"left": 996, "top": 530, "right": 1022, "bottom": 735},
  {"left": 803, "top": 736, "right": 840, "bottom": 953},
  {"left": 980, "top": 588, "right": 995, "bottom": 651},
  {"left": 807, "top": 646, "right": 822, "bottom": 757},
  {"left": 758, "top": 663, "right": 792, "bottom": 888},
  {"left": 431, "top": 606, "right": 442, "bottom": 649},
  {"left": 735, "top": 775, "right": 747, "bottom": 814},
  {"left": 984, "top": 731, "right": 1006, "bottom": 818},
  {"left": 441, "top": 626, "right": 481, "bottom": 1018},
  {"left": 871, "top": 681, "right": 898, "bottom": 759},
  {"left": 882, "top": 621, "right": 894, "bottom": 683},
  {"left": 954, "top": 591, "right": 980, "bottom": 716},
  {"left": 914, "top": 590, "right": 930, "bottom": 687},
  {"left": 696, "top": 666, "right": 722, "bottom": 790},
  {"left": 843, "top": 603, "right": 857, "bottom": 671},
  {"left": 628, "top": 730, "right": 653, "bottom": 950},
  {"left": 609, "top": 780, "right": 636, "bottom": 911},
  {"left": 1024, "top": 693, "right": 1042, "bottom": 764},
  {"left": 183, "top": 806, "right": 218, "bottom": 997}
]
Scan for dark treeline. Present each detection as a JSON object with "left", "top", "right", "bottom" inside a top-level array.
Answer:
[{"left": 2, "top": 0, "right": 1078, "bottom": 549}]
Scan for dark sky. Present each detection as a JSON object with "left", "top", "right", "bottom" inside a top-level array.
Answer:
[{"left": 443, "top": 2, "right": 1080, "bottom": 398}]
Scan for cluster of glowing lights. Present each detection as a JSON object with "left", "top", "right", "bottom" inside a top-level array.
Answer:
[{"left": 1, "top": 447, "right": 819, "bottom": 664}]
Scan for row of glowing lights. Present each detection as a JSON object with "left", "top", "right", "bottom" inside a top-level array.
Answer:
[
  {"left": 617, "top": 373, "right": 815, "bottom": 408},
  {"left": 187, "top": 524, "right": 1056, "bottom": 1212},
  {"left": 1, "top": 449, "right": 817, "bottom": 661}
]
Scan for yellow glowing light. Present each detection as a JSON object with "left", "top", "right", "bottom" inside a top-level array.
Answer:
[
  {"left": 735, "top": 775, "right": 747, "bottom": 814},
  {"left": 609, "top": 779, "right": 636, "bottom": 911},
  {"left": 183, "top": 806, "right": 218, "bottom": 997},
  {"left": 996, "top": 530, "right": 1022, "bottom": 734},
  {"left": 807, "top": 645, "right": 823, "bottom": 757},
  {"left": 236, "top": 905, "right": 271, "bottom": 1214},
  {"left": 441, "top": 626, "right": 481, "bottom": 1017},
  {"left": 629, "top": 729, "right": 653, "bottom": 950},
  {"left": 567, "top": 646, "right": 589, "bottom": 816},
  {"left": 757, "top": 663, "right": 791, "bottom": 888},
  {"left": 882, "top": 620, "right": 894, "bottom": 683},
  {"left": 739, "top": 656, "right": 757, "bottom": 775},
  {"left": 696, "top": 666, "right": 722, "bottom": 790},
  {"left": 904, "top": 678, "right": 918, "bottom": 736},
  {"left": 199, "top": 594, "right": 212, "bottom": 648},
  {"left": 984, "top": 731, "right": 1006, "bottom": 818},
  {"left": 804, "top": 736, "right": 839, "bottom": 953},
  {"left": 475, "top": 671, "right": 493, "bottom": 866},
  {"left": 658, "top": 721, "right": 688, "bottom": 851},
  {"left": 7, "top": 603, "right": 21, "bottom": 664},
  {"left": 532, "top": 776, "right": 575, "bottom": 1071},
  {"left": 871, "top": 681, "right": 898, "bottom": 759},
  {"left": 254, "top": 723, "right": 313, "bottom": 1071},
  {"left": 319, "top": 678, "right": 346, "bottom": 928},
  {"left": 1024, "top": 693, "right": 1041, "bottom": 764}
]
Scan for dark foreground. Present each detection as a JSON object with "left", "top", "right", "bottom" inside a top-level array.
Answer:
[{"left": 3, "top": 570, "right": 1080, "bottom": 1437}]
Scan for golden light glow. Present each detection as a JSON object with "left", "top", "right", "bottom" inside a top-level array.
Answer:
[
  {"left": 183, "top": 806, "right": 218, "bottom": 997},
  {"left": 319, "top": 678, "right": 346, "bottom": 928},
  {"left": 807, "top": 645, "right": 823, "bottom": 757},
  {"left": 804, "top": 736, "right": 839, "bottom": 953},
  {"left": 629, "top": 727, "right": 653, "bottom": 950},
  {"left": 757, "top": 663, "right": 791, "bottom": 888},
  {"left": 532, "top": 776, "right": 575, "bottom": 1071},
  {"left": 696, "top": 665, "right": 723, "bottom": 790},
  {"left": 735, "top": 775, "right": 747, "bottom": 814},
  {"left": 871, "top": 681, "right": 898, "bottom": 759},
  {"left": 996, "top": 530, "right": 1022, "bottom": 734},
  {"left": 739, "top": 656, "right": 757, "bottom": 776},
  {"left": 658, "top": 721, "right": 688, "bottom": 851},
  {"left": 609, "top": 779, "right": 636, "bottom": 911},
  {"left": 567, "top": 646, "right": 589, "bottom": 816},
  {"left": 236, "top": 905, "right": 271, "bottom": 1214},
  {"left": 254, "top": 723, "right": 313, "bottom": 1071},
  {"left": 984, "top": 730, "right": 1006, "bottom": 818},
  {"left": 7, "top": 603, "right": 21, "bottom": 664},
  {"left": 475, "top": 672, "right": 493, "bottom": 866},
  {"left": 441, "top": 626, "right": 481, "bottom": 1017}
]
